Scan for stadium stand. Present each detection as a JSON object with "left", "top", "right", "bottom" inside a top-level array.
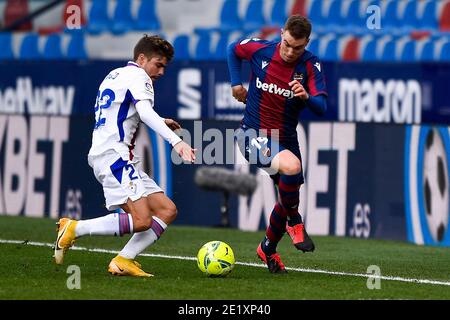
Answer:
[
  {"left": 38, "top": 0, "right": 86, "bottom": 34},
  {"left": 194, "top": 28, "right": 214, "bottom": 60},
  {"left": 0, "top": 32, "right": 14, "bottom": 59},
  {"left": 322, "top": 36, "right": 339, "bottom": 61},
  {"left": 418, "top": 37, "right": 436, "bottom": 61},
  {"left": 344, "top": 0, "right": 365, "bottom": 34},
  {"left": 398, "top": 36, "right": 417, "bottom": 62},
  {"left": 440, "top": 0, "right": 450, "bottom": 32},
  {"left": 308, "top": 0, "right": 325, "bottom": 33},
  {"left": 63, "top": 0, "right": 86, "bottom": 31},
  {"left": 242, "top": 0, "right": 267, "bottom": 33},
  {"left": 219, "top": 0, "right": 242, "bottom": 31},
  {"left": 173, "top": 34, "right": 191, "bottom": 60},
  {"left": 360, "top": 34, "right": 379, "bottom": 61},
  {"left": 135, "top": 0, "right": 160, "bottom": 31},
  {"left": 87, "top": 0, "right": 110, "bottom": 34},
  {"left": 380, "top": 36, "right": 397, "bottom": 61},
  {"left": 214, "top": 30, "right": 233, "bottom": 60},
  {"left": 4, "top": 0, "right": 32, "bottom": 31},
  {"left": 420, "top": 0, "right": 438, "bottom": 31},
  {"left": 440, "top": 41, "right": 450, "bottom": 61},
  {"left": 19, "top": 32, "right": 40, "bottom": 59},
  {"left": 341, "top": 35, "right": 360, "bottom": 61},
  {"left": 327, "top": 0, "right": 344, "bottom": 32},
  {"left": 269, "top": 0, "right": 288, "bottom": 28},
  {"left": 43, "top": 32, "right": 64, "bottom": 59},
  {"left": 290, "top": 0, "right": 307, "bottom": 16},
  {"left": 111, "top": 0, "right": 136, "bottom": 35},
  {"left": 66, "top": 30, "right": 87, "bottom": 59},
  {"left": 383, "top": 0, "right": 400, "bottom": 33},
  {"left": 401, "top": 0, "right": 419, "bottom": 33},
  {"left": 2, "top": 0, "right": 450, "bottom": 62}
]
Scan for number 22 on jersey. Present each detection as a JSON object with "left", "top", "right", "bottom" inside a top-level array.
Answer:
[{"left": 94, "top": 89, "right": 115, "bottom": 129}]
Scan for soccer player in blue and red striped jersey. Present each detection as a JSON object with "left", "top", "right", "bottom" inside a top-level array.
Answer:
[{"left": 227, "top": 15, "right": 327, "bottom": 273}]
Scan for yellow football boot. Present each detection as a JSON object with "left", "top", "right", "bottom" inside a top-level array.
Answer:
[
  {"left": 54, "top": 218, "right": 78, "bottom": 265},
  {"left": 108, "top": 255, "right": 153, "bottom": 277}
]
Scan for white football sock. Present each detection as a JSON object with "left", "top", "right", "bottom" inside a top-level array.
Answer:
[
  {"left": 118, "top": 216, "right": 167, "bottom": 260},
  {"left": 75, "top": 213, "right": 133, "bottom": 237}
]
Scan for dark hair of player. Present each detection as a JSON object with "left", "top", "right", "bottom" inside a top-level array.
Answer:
[
  {"left": 133, "top": 34, "right": 174, "bottom": 62},
  {"left": 284, "top": 15, "right": 312, "bottom": 40}
]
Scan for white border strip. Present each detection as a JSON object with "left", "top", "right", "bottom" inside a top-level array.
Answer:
[
  {"left": 409, "top": 125, "right": 424, "bottom": 244},
  {"left": 1, "top": 239, "right": 449, "bottom": 287}
]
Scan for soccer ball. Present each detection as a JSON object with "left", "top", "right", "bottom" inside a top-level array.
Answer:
[
  {"left": 423, "top": 128, "right": 449, "bottom": 243},
  {"left": 196, "top": 241, "right": 235, "bottom": 277}
]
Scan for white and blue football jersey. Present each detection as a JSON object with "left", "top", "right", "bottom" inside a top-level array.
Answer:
[{"left": 88, "top": 61, "right": 154, "bottom": 160}]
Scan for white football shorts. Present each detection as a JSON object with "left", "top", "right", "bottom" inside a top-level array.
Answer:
[{"left": 88, "top": 151, "right": 163, "bottom": 211}]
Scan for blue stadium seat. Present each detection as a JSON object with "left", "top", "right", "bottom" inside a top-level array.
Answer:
[
  {"left": 360, "top": 36, "right": 379, "bottom": 61},
  {"left": 173, "top": 34, "right": 191, "bottom": 60},
  {"left": 194, "top": 30, "right": 214, "bottom": 60},
  {"left": 213, "top": 30, "right": 231, "bottom": 60},
  {"left": 380, "top": 38, "right": 396, "bottom": 61},
  {"left": 213, "top": 30, "right": 243, "bottom": 60},
  {"left": 419, "top": 39, "right": 435, "bottom": 61},
  {"left": 308, "top": 0, "right": 325, "bottom": 31},
  {"left": 20, "top": 33, "right": 41, "bottom": 60},
  {"left": 270, "top": 0, "right": 288, "bottom": 27},
  {"left": 322, "top": 37, "right": 339, "bottom": 61},
  {"left": 438, "top": 41, "right": 450, "bottom": 62},
  {"left": 367, "top": 0, "right": 381, "bottom": 6},
  {"left": 419, "top": 0, "right": 438, "bottom": 31},
  {"left": 307, "top": 37, "right": 320, "bottom": 56},
  {"left": 383, "top": 0, "right": 400, "bottom": 32},
  {"left": 0, "top": 32, "right": 14, "bottom": 60},
  {"left": 401, "top": 0, "right": 419, "bottom": 32},
  {"left": 66, "top": 31, "right": 88, "bottom": 60},
  {"left": 87, "top": 0, "right": 110, "bottom": 34},
  {"left": 327, "top": 0, "right": 344, "bottom": 29},
  {"left": 243, "top": 0, "right": 267, "bottom": 33},
  {"left": 345, "top": 0, "right": 365, "bottom": 32},
  {"left": 43, "top": 33, "right": 63, "bottom": 60},
  {"left": 111, "top": 0, "right": 135, "bottom": 34},
  {"left": 219, "top": 0, "right": 242, "bottom": 31},
  {"left": 399, "top": 39, "right": 417, "bottom": 62},
  {"left": 135, "top": 0, "right": 160, "bottom": 31}
]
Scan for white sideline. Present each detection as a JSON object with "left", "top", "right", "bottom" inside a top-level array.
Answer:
[{"left": 1, "top": 239, "right": 449, "bottom": 287}]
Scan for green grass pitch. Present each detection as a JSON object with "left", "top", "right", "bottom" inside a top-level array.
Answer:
[{"left": 0, "top": 216, "right": 449, "bottom": 300}]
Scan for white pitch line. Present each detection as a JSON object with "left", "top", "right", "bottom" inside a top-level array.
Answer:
[{"left": 1, "top": 239, "right": 450, "bottom": 287}]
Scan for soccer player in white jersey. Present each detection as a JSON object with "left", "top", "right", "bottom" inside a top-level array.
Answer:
[{"left": 54, "top": 35, "right": 196, "bottom": 277}]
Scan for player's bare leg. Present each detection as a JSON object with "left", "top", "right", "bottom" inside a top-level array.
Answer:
[
  {"left": 109, "top": 192, "right": 177, "bottom": 276},
  {"left": 54, "top": 207, "right": 135, "bottom": 265}
]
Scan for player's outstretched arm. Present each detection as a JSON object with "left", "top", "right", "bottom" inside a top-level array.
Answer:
[
  {"left": 227, "top": 41, "right": 244, "bottom": 87},
  {"left": 135, "top": 100, "right": 196, "bottom": 162}
]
